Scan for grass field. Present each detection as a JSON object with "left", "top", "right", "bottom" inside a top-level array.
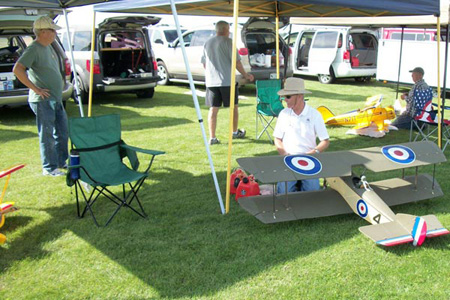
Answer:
[{"left": 1, "top": 77, "right": 449, "bottom": 299}]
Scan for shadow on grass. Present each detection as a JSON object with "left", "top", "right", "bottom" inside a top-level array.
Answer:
[
  {"left": 0, "top": 167, "right": 359, "bottom": 298},
  {"left": 2, "top": 160, "right": 449, "bottom": 298}
]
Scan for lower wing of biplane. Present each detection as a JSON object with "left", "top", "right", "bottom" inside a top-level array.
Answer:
[{"left": 236, "top": 141, "right": 449, "bottom": 247}]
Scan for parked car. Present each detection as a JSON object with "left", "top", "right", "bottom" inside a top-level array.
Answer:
[
  {"left": 155, "top": 17, "right": 293, "bottom": 86},
  {"left": 291, "top": 26, "right": 379, "bottom": 84},
  {"left": 0, "top": 9, "right": 72, "bottom": 108},
  {"left": 147, "top": 24, "right": 186, "bottom": 85},
  {"left": 59, "top": 16, "right": 160, "bottom": 104}
]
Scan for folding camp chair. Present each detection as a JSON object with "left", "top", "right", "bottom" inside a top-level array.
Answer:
[
  {"left": 409, "top": 88, "right": 450, "bottom": 151},
  {"left": 67, "top": 114, "right": 165, "bottom": 227},
  {"left": 256, "top": 79, "right": 284, "bottom": 143}
]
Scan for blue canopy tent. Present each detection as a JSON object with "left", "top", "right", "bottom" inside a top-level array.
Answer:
[{"left": 95, "top": 0, "right": 444, "bottom": 213}]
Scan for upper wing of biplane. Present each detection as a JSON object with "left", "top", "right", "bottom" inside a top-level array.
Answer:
[{"left": 236, "top": 141, "right": 445, "bottom": 184}]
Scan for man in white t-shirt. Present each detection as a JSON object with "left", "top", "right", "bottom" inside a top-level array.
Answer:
[{"left": 273, "top": 77, "right": 330, "bottom": 193}]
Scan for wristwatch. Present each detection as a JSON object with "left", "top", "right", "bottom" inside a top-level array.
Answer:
[{"left": 314, "top": 148, "right": 320, "bottom": 154}]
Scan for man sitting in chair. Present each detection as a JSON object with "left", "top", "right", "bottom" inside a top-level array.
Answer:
[
  {"left": 273, "top": 77, "right": 330, "bottom": 193},
  {"left": 392, "top": 67, "right": 432, "bottom": 129}
]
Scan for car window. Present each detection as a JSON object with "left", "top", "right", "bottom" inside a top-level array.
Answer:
[
  {"left": 246, "top": 32, "right": 276, "bottom": 55},
  {"left": 391, "top": 32, "right": 416, "bottom": 41},
  {"left": 73, "top": 31, "right": 92, "bottom": 51},
  {"left": 163, "top": 29, "right": 185, "bottom": 43},
  {"left": 351, "top": 33, "right": 377, "bottom": 50},
  {"left": 152, "top": 30, "right": 163, "bottom": 43},
  {"left": 312, "top": 31, "right": 338, "bottom": 48},
  {"left": 190, "top": 30, "right": 215, "bottom": 47},
  {"left": 59, "top": 31, "right": 70, "bottom": 51},
  {"left": 101, "top": 31, "right": 145, "bottom": 49},
  {"left": 0, "top": 36, "right": 25, "bottom": 64},
  {"left": 283, "top": 32, "right": 298, "bottom": 47}
]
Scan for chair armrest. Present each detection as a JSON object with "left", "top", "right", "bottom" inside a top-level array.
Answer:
[{"left": 120, "top": 144, "right": 165, "bottom": 156}]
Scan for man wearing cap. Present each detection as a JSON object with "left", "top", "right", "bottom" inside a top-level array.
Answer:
[
  {"left": 273, "top": 77, "right": 330, "bottom": 193},
  {"left": 392, "top": 66, "right": 432, "bottom": 129},
  {"left": 13, "top": 16, "right": 68, "bottom": 177}
]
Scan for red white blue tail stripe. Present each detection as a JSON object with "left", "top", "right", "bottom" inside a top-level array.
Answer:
[
  {"left": 376, "top": 235, "right": 414, "bottom": 247},
  {"left": 412, "top": 217, "right": 427, "bottom": 246}
]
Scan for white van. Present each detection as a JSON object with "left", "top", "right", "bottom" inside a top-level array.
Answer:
[
  {"left": 376, "top": 27, "right": 449, "bottom": 88},
  {"left": 290, "top": 26, "right": 379, "bottom": 84}
]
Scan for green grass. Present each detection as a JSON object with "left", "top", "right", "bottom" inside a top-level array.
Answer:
[{"left": 1, "top": 77, "right": 449, "bottom": 299}]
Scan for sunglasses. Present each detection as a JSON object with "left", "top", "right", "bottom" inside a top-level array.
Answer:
[{"left": 282, "top": 95, "right": 295, "bottom": 100}]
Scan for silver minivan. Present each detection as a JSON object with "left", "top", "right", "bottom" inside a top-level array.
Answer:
[
  {"left": 59, "top": 16, "right": 161, "bottom": 103},
  {"left": 291, "top": 26, "right": 379, "bottom": 84},
  {"left": 155, "top": 17, "right": 293, "bottom": 86}
]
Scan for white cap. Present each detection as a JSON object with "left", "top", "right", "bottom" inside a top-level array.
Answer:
[{"left": 33, "top": 16, "right": 61, "bottom": 31}]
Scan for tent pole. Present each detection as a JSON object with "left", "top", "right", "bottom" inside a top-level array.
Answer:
[
  {"left": 437, "top": 17, "right": 442, "bottom": 149},
  {"left": 88, "top": 11, "right": 96, "bottom": 117},
  {"left": 395, "top": 26, "right": 405, "bottom": 100},
  {"left": 284, "top": 23, "right": 292, "bottom": 80},
  {"left": 169, "top": 0, "right": 224, "bottom": 214},
  {"left": 63, "top": 9, "right": 84, "bottom": 117},
  {"left": 225, "top": 0, "right": 240, "bottom": 213},
  {"left": 275, "top": 3, "right": 280, "bottom": 79},
  {"left": 441, "top": 24, "right": 449, "bottom": 126}
]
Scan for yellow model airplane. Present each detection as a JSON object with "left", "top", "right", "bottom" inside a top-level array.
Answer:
[
  {"left": 0, "top": 164, "right": 24, "bottom": 244},
  {"left": 317, "top": 95, "right": 396, "bottom": 132},
  {"left": 236, "top": 141, "right": 449, "bottom": 247}
]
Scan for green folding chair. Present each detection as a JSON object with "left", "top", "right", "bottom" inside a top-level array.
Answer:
[
  {"left": 256, "top": 79, "right": 284, "bottom": 143},
  {"left": 67, "top": 114, "right": 165, "bottom": 227}
]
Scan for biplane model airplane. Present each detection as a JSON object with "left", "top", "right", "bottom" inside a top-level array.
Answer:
[
  {"left": 0, "top": 164, "right": 24, "bottom": 244},
  {"left": 236, "top": 141, "right": 449, "bottom": 247},
  {"left": 317, "top": 95, "right": 396, "bottom": 133}
]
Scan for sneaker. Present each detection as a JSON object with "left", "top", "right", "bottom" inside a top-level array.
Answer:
[
  {"left": 209, "top": 137, "right": 220, "bottom": 145},
  {"left": 232, "top": 129, "right": 246, "bottom": 139},
  {"left": 42, "top": 169, "right": 65, "bottom": 177}
]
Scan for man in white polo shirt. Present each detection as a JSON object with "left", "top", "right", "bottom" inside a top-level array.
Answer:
[{"left": 273, "top": 77, "right": 330, "bottom": 193}]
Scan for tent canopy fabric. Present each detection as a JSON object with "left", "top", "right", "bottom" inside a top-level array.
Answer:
[
  {"left": 0, "top": 0, "right": 117, "bottom": 9},
  {"left": 291, "top": 0, "right": 449, "bottom": 27},
  {"left": 93, "top": 0, "right": 441, "bottom": 17}
]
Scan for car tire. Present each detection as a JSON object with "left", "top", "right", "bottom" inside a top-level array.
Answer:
[
  {"left": 157, "top": 61, "right": 170, "bottom": 85},
  {"left": 354, "top": 76, "right": 372, "bottom": 83},
  {"left": 136, "top": 88, "right": 155, "bottom": 99},
  {"left": 318, "top": 68, "right": 336, "bottom": 84},
  {"left": 72, "top": 76, "right": 89, "bottom": 104}
]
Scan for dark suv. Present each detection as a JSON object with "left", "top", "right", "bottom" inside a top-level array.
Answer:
[
  {"left": 0, "top": 17, "right": 72, "bottom": 108},
  {"left": 59, "top": 16, "right": 161, "bottom": 103}
]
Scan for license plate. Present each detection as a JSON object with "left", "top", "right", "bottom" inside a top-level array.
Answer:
[{"left": 269, "top": 73, "right": 277, "bottom": 79}]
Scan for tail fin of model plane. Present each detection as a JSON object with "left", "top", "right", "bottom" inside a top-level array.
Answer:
[
  {"left": 317, "top": 106, "right": 334, "bottom": 122},
  {"left": 359, "top": 213, "right": 449, "bottom": 247}
]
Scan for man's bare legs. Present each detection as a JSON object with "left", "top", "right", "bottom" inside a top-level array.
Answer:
[{"left": 208, "top": 106, "right": 220, "bottom": 140}]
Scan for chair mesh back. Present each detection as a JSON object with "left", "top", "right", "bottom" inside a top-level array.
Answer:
[
  {"left": 69, "top": 115, "right": 124, "bottom": 185},
  {"left": 256, "top": 79, "right": 284, "bottom": 117}
]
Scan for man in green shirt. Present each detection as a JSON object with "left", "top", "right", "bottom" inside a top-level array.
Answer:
[{"left": 13, "top": 16, "right": 68, "bottom": 176}]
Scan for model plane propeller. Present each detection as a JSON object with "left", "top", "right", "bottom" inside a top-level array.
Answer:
[
  {"left": 317, "top": 95, "right": 395, "bottom": 133},
  {"left": 236, "top": 141, "right": 449, "bottom": 247}
]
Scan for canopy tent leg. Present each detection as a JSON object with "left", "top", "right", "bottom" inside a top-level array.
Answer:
[
  {"left": 169, "top": 0, "right": 224, "bottom": 214},
  {"left": 88, "top": 11, "right": 96, "bottom": 117},
  {"left": 63, "top": 9, "right": 84, "bottom": 117},
  {"left": 395, "top": 26, "right": 405, "bottom": 100},
  {"left": 225, "top": 0, "right": 240, "bottom": 214}
]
